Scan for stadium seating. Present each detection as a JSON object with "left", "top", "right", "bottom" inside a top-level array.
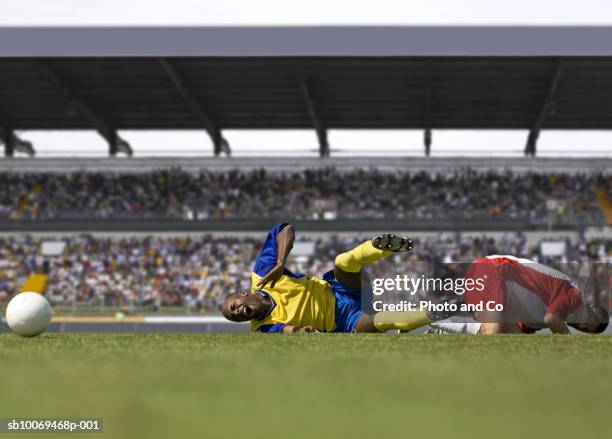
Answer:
[
  {"left": 0, "top": 169, "right": 608, "bottom": 224},
  {"left": 0, "top": 234, "right": 609, "bottom": 313}
]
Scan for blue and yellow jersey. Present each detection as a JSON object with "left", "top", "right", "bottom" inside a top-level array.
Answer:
[{"left": 250, "top": 223, "right": 336, "bottom": 332}]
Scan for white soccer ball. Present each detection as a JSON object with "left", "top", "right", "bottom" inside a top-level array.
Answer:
[{"left": 5, "top": 292, "right": 52, "bottom": 337}]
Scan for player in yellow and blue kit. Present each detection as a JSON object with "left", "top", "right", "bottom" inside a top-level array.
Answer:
[{"left": 221, "top": 223, "right": 449, "bottom": 333}]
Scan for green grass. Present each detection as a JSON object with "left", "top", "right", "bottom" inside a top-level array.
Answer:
[
  {"left": 41, "top": 305, "right": 214, "bottom": 316},
  {"left": 0, "top": 334, "right": 610, "bottom": 439}
]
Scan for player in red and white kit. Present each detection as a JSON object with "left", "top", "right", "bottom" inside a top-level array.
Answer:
[{"left": 429, "top": 255, "right": 609, "bottom": 335}]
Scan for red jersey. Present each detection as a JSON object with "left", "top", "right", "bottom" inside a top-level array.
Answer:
[{"left": 464, "top": 255, "right": 583, "bottom": 329}]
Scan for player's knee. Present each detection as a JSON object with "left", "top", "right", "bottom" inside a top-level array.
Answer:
[
  {"left": 354, "top": 314, "right": 379, "bottom": 333},
  {"left": 479, "top": 322, "right": 504, "bottom": 334},
  {"left": 334, "top": 252, "right": 348, "bottom": 269},
  {"left": 335, "top": 252, "right": 359, "bottom": 273}
]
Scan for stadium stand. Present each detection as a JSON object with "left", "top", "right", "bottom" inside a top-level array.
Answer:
[
  {"left": 0, "top": 234, "right": 609, "bottom": 314},
  {"left": 596, "top": 182, "right": 612, "bottom": 224},
  {"left": 0, "top": 168, "right": 608, "bottom": 225}
]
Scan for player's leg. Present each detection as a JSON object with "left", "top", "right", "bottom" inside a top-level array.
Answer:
[
  {"left": 356, "top": 310, "right": 448, "bottom": 333},
  {"left": 334, "top": 234, "right": 418, "bottom": 333},
  {"left": 355, "top": 300, "right": 461, "bottom": 333},
  {"left": 354, "top": 313, "right": 379, "bottom": 333},
  {"left": 372, "top": 309, "right": 433, "bottom": 332},
  {"left": 334, "top": 234, "right": 414, "bottom": 288},
  {"left": 355, "top": 312, "right": 432, "bottom": 333},
  {"left": 472, "top": 309, "right": 506, "bottom": 334},
  {"left": 335, "top": 233, "right": 413, "bottom": 273},
  {"left": 478, "top": 322, "right": 516, "bottom": 334}
]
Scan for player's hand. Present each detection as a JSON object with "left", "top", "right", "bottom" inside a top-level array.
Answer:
[
  {"left": 297, "top": 326, "right": 319, "bottom": 333},
  {"left": 257, "top": 263, "right": 285, "bottom": 289}
]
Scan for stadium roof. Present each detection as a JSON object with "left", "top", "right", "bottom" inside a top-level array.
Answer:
[
  {"left": 3, "top": 26, "right": 612, "bottom": 57},
  {"left": 1, "top": 26, "right": 612, "bottom": 157}
]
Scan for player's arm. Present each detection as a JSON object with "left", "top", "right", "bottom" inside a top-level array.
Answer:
[
  {"left": 275, "top": 223, "right": 295, "bottom": 266},
  {"left": 257, "top": 224, "right": 295, "bottom": 289},
  {"left": 544, "top": 313, "right": 570, "bottom": 334},
  {"left": 258, "top": 323, "right": 318, "bottom": 333},
  {"left": 283, "top": 325, "right": 318, "bottom": 333},
  {"left": 544, "top": 285, "right": 581, "bottom": 334}
]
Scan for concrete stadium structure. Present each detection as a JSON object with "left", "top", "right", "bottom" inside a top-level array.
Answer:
[{"left": 2, "top": 27, "right": 612, "bottom": 157}]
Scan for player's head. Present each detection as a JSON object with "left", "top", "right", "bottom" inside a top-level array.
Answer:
[
  {"left": 567, "top": 304, "right": 609, "bottom": 334},
  {"left": 221, "top": 291, "right": 269, "bottom": 322}
]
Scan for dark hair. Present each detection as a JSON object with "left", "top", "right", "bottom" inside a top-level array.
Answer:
[{"left": 591, "top": 305, "right": 610, "bottom": 334}]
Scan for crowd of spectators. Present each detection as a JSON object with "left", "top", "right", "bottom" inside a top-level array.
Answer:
[
  {"left": 0, "top": 168, "right": 607, "bottom": 223},
  {"left": 0, "top": 234, "right": 609, "bottom": 314}
]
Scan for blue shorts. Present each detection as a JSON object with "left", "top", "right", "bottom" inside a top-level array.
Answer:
[{"left": 323, "top": 270, "right": 363, "bottom": 333}]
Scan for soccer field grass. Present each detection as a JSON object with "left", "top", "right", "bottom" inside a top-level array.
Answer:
[{"left": 0, "top": 334, "right": 610, "bottom": 439}]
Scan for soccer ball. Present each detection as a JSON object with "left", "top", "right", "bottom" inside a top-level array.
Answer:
[{"left": 5, "top": 292, "right": 52, "bottom": 337}]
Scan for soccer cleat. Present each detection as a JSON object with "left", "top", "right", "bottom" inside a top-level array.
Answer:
[
  {"left": 372, "top": 233, "right": 414, "bottom": 252},
  {"left": 425, "top": 323, "right": 447, "bottom": 334}
]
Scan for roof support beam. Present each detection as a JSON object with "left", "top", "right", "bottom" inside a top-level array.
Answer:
[
  {"left": 0, "top": 123, "right": 34, "bottom": 157},
  {"left": 424, "top": 60, "right": 433, "bottom": 157},
  {"left": 32, "top": 60, "right": 132, "bottom": 157},
  {"left": 158, "top": 59, "right": 229, "bottom": 157},
  {"left": 424, "top": 128, "right": 432, "bottom": 157},
  {"left": 525, "top": 62, "right": 564, "bottom": 157},
  {"left": 299, "top": 74, "right": 329, "bottom": 158},
  {"left": 0, "top": 123, "right": 13, "bottom": 157}
]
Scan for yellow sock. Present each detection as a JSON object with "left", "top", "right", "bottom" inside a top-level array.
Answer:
[
  {"left": 373, "top": 310, "right": 432, "bottom": 332},
  {"left": 334, "top": 241, "right": 392, "bottom": 273}
]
